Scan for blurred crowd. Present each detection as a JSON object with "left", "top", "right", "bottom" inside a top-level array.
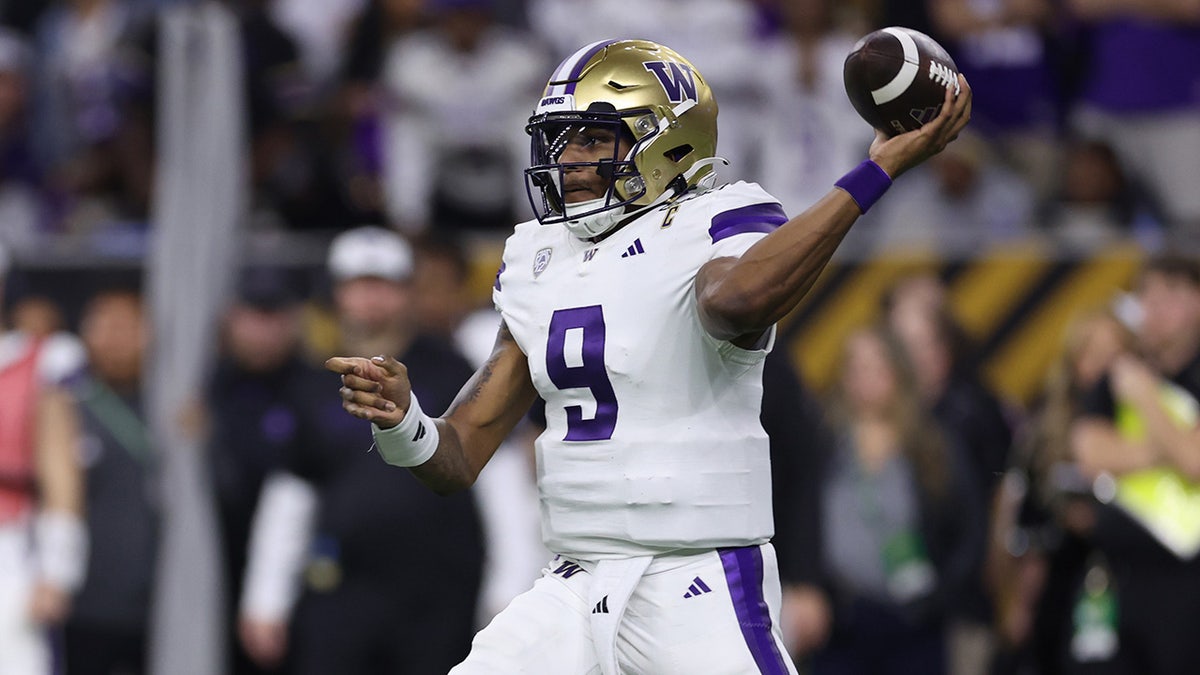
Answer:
[
  {"left": 0, "top": 0, "right": 1198, "bottom": 674},
  {"left": 0, "top": 0, "right": 1194, "bottom": 258}
]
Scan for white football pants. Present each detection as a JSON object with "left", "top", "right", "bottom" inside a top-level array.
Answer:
[{"left": 451, "top": 543, "right": 798, "bottom": 674}]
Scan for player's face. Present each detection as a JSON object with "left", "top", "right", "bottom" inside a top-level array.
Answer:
[{"left": 555, "top": 125, "right": 629, "bottom": 204}]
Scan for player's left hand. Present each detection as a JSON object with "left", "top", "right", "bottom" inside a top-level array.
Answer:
[
  {"left": 325, "top": 355, "right": 410, "bottom": 428},
  {"left": 869, "top": 73, "right": 972, "bottom": 179}
]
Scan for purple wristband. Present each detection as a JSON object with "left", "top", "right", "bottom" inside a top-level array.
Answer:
[{"left": 835, "top": 160, "right": 892, "bottom": 214}]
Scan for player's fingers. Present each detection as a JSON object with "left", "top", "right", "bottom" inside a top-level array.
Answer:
[
  {"left": 919, "top": 83, "right": 958, "bottom": 140},
  {"left": 343, "top": 400, "right": 379, "bottom": 422},
  {"left": 325, "top": 357, "right": 364, "bottom": 375},
  {"left": 959, "top": 76, "right": 973, "bottom": 123},
  {"left": 944, "top": 94, "right": 972, "bottom": 142},
  {"left": 929, "top": 78, "right": 971, "bottom": 147},
  {"left": 341, "top": 373, "right": 381, "bottom": 393},
  {"left": 952, "top": 75, "right": 971, "bottom": 116},
  {"left": 933, "top": 75, "right": 969, "bottom": 128},
  {"left": 340, "top": 387, "right": 397, "bottom": 412},
  {"left": 370, "top": 354, "right": 407, "bottom": 378}
]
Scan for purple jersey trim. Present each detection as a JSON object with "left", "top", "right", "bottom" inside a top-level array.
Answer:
[
  {"left": 719, "top": 546, "right": 790, "bottom": 674},
  {"left": 494, "top": 262, "right": 505, "bottom": 291},
  {"left": 709, "top": 203, "right": 787, "bottom": 243}
]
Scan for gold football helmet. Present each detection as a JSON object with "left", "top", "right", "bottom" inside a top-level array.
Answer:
[{"left": 525, "top": 39, "right": 720, "bottom": 238}]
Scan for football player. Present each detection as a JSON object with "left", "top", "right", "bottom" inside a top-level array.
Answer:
[{"left": 328, "top": 39, "right": 971, "bottom": 674}]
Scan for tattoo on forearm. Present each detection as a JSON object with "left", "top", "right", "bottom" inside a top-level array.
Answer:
[
  {"left": 465, "top": 359, "right": 496, "bottom": 404},
  {"left": 447, "top": 321, "right": 512, "bottom": 414}
]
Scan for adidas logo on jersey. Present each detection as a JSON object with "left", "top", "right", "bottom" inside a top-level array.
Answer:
[
  {"left": 682, "top": 576, "right": 712, "bottom": 598},
  {"left": 620, "top": 239, "right": 646, "bottom": 258},
  {"left": 592, "top": 595, "right": 610, "bottom": 614}
]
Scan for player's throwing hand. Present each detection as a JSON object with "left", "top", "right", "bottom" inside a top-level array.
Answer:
[
  {"left": 869, "top": 74, "right": 972, "bottom": 179},
  {"left": 325, "top": 355, "right": 410, "bottom": 429}
]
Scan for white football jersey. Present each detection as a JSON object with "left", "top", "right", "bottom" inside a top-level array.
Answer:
[{"left": 494, "top": 181, "right": 789, "bottom": 559}]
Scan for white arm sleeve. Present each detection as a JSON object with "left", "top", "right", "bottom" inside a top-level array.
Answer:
[{"left": 239, "top": 471, "right": 318, "bottom": 622}]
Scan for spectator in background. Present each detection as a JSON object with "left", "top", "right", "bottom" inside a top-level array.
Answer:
[
  {"left": 990, "top": 307, "right": 1132, "bottom": 675},
  {"left": 0, "top": 240, "right": 88, "bottom": 675},
  {"left": 411, "top": 234, "right": 547, "bottom": 627},
  {"left": 381, "top": 0, "right": 548, "bottom": 234},
  {"left": 867, "top": 130, "right": 1035, "bottom": 254},
  {"left": 208, "top": 266, "right": 323, "bottom": 675},
  {"left": 412, "top": 235, "right": 476, "bottom": 342},
  {"left": 1044, "top": 137, "right": 1140, "bottom": 252},
  {"left": 1065, "top": 0, "right": 1200, "bottom": 240},
  {"left": 8, "top": 294, "right": 67, "bottom": 337},
  {"left": 928, "top": 0, "right": 1062, "bottom": 208},
  {"left": 761, "top": 347, "right": 837, "bottom": 667},
  {"left": 884, "top": 271, "right": 1017, "bottom": 675},
  {"left": 226, "top": 0, "right": 350, "bottom": 233},
  {"left": 240, "top": 226, "right": 484, "bottom": 675},
  {"left": 753, "top": 0, "right": 875, "bottom": 221},
  {"left": 329, "top": 0, "right": 425, "bottom": 222},
  {"left": 269, "top": 0, "right": 367, "bottom": 91},
  {"left": 811, "top": 325, "right": 982, "bottom": 675},
  {"left": 0, "top": 29, "right": 49, "bottom": 255},
  {"left": 875, "top": 0, "right": 941, "bottom": 42},
  {"left": 0, "top": 1, "right": 54, "bottom": 36},
  {"left": 116, "top": 0, "right": 354, "bottom": 233},
  {"left": 1070, "top": 254, "right": 1200, "bottom": 675},
  {"left": 30, "top": 0, "right": 150, "bottom": 233},
  {"left": 64, "top": 288, "right": 156, "bottom": 675}
]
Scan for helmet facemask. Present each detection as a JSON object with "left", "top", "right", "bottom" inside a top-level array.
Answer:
[{"left": 525, "top": 104, "right": 655, "bottom": 239}]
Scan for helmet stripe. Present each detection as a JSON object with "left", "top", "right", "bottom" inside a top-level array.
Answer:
[{"left": 545, "top": 39, "right": 617, "bottom": 96}]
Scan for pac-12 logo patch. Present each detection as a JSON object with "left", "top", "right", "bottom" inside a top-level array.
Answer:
[{"left": 533, "top": 247, "right": 553, "bottom": 278}]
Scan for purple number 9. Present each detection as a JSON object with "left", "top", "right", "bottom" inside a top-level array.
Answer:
[{"left": 546, "top": 305, "right": 618, "bottom": 441}]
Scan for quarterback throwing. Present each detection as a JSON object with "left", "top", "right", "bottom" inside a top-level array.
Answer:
[{"left": 327, "top": 38, "right": 971, "bottom": 674}]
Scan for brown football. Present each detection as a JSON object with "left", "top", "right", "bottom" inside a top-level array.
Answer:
[{"left": 843, "top": 27, "right": 960, "bottom": 137}]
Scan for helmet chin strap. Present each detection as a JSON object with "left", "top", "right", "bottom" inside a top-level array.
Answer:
[{"left": 562, "top": 156, "right": 729, "bottom": 240}]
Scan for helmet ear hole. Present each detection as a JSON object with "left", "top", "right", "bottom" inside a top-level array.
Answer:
[{"left": 664, "top": 144, "right": 693, "bottom": 162}]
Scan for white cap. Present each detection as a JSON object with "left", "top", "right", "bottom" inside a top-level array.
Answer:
[{"left": 327, "top": 226, "right": 414, "bottom": 282}]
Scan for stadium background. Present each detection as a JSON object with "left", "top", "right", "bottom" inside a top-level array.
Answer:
[{"left": 2, "top": 0, "right": 1197, "bottom": 673}]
